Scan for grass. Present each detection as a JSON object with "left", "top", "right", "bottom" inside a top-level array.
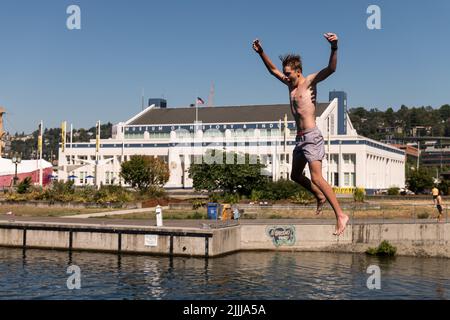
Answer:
[
  {"left": 100, "top": 210, "right": 207, "bottom": 220},
  {"left": 0, "top": 204, "right": 120, "bottom": 217}
]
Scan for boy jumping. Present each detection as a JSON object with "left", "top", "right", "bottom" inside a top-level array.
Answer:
[{"left": 252, "top": 33, "right": 349, "bottom": 235}]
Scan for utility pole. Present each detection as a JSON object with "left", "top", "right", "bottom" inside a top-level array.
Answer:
[{"left": 416, "top": 140, "right": 420, "bottom": 170}]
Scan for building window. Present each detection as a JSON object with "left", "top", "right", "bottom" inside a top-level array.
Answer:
[
  {"left": 343, "top": 154, "right": 349, "bottom": 164},
  {"left": 343, "top": 154, "right": 355, "bottom": 165},
  {"left": 344, "top": 173, "right": 350, "bottom": 186},
  {"left": 204, "top": 130, "right": 224, "bottom": 138},
  {"left": 333, "top": 173, "right": 339, "bottom": 187},
  {"left": 332, "top": 154, "right": 339, "bottom": 165},
  {"left": 175, "top": 131, "right": 194, "bottom": 139},
  {"left": 343, "top": 172, "right": 355, "bottom": 187}
]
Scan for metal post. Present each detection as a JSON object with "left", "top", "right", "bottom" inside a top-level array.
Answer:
[{"left": 14, "top": 163, "right": 18, "bottom": 185}]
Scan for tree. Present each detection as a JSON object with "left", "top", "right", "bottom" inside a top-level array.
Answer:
[
  {"left": 120, "top": 155, "right": 169, "bottom": 192},
  {"left": 438, "top": 179, "right": 450, "bottom": 196},
  {"left": 188, "top": 150, "right": 267, "bottom": 196},
  {"left": 439, "top": 104, "right": 450, "bottom": 120},
  {"left": 406, "top": 167, "right": 434, "bottom": 194}
]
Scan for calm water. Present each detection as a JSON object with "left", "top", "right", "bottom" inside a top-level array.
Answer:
[{"left": 0, "top": 248, "right": 449, "bottom": 300}]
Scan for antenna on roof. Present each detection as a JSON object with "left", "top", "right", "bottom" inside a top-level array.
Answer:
[{"left": 141, "top": 88, "right": 145, "bottom": 111}]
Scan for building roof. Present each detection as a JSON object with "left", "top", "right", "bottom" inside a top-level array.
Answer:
[
  {"left": 127, "top": 103, "right": 330, "bottom": 125},
  {"left": 389, "top": 144, "right": 419, "bottom": 157}
]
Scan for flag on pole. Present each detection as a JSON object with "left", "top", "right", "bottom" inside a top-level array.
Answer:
[
  {"left": 38, "top": 121, "right": 43, "bottom": 155},
  {"left": 196, "top": 97, "right": 205, "bottom": 105},
  {"left": 96, "top": 121, "right": 100, "bottom": 153},
  {"left": 61, "top": 121, "right": 66, "bottom": 152}
]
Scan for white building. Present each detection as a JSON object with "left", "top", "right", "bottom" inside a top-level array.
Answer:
[{"left": 57, "top": 92, "right": 405, "bottom": 194}]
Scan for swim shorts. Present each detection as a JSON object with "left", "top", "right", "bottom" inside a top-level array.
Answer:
[{"left": 293, "top": 126, "right": 325, "bottom": 163}]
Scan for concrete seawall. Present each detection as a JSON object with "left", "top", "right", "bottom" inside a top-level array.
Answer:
[
  {"left": 0, "top": 218, "right": 448, "bottom": 258},
  {"left": 240, "top": 222, "right": 450, "bottom": 258}
]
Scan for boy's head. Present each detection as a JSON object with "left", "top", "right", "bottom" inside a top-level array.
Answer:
[{"left": 279, "top": 53, "right": 302, "bottom": 84}]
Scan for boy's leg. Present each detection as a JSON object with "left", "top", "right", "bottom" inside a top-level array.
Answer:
[
  {"left": 291, "top": 151, "right": 326, "bottom": 214},
  {"left": 308, "top": 160, "right": 349, "bottom": 235}
]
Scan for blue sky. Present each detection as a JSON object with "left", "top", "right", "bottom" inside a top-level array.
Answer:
[{"left": 0, "top": 0, "right": 449, "bottom": 133}]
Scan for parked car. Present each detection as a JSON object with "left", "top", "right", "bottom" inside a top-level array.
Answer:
[{"left": 400, "top": 188, "right": 415, "bottom": 195}]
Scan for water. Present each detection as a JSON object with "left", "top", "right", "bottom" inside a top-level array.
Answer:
[{"left": 0, "top": 248, "right": 449, "bottom": 300}]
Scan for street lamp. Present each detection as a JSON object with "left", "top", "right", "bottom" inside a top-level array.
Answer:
[{"left": 11, "top": 153, "right": 22, "bottom": 186}]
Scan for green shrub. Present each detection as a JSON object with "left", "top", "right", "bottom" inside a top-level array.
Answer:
[
  {"left": 353, "top": 187, "right": 365, "bottom": 202},
  {"left": 145, "top": 186, "right": 166, "bottom": 199},
  {"left": 250, "top": 189, "right": 264, "bottom": 202},
  {"left": 366, "top": 240, "right": 397, "bottom": 256},
  {"left": 93, "top": 185, "right": 134, "bottom": 204},
  {"left": 192, "top": 199, "right": 207, "bottom": 210},
  {"left": 255, "top": 179, "right": 305, "bottom": 201},
  {"left": 290, "top": 191, "right": 314, "bottom": 204},
  {"left": 417, "top": 212, "right": 429, "bottom": 219},
  {"left": 269, "top": 214, "right": 283, "bottom": 219},
  {"left": 209, "top": 192, "right": 221, "bottom": 203},
  {"left": 17, "top": 177, "right": 32, "bottom": 194},
  {"left": 223, "top": 193, "right": 240, "bottom": 204},
  {"left": 189, "top": 211, "right": 205, "bottom": 219},
  {"left": 387, "top": 187, "right": 400, "bottom": 195}
]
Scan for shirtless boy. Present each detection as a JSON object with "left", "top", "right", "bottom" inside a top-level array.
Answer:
[
  {"left": 435, "top": 192, "right": 444, "bottom": 223},
  {"left": 252, "top": 33, "right": 349, "bottom": 235}
]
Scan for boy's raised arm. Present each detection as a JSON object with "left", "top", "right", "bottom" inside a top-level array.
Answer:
[
  {"left": 252, "top": 39, "right": 289, "bottom": 85},
  {"left": 309, "top": 33, "right": 338, "bottom": 84}
]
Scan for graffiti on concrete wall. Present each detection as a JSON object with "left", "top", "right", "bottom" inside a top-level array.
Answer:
[{"left": 266, "top": 225, "right": 296, "bottom": 247}]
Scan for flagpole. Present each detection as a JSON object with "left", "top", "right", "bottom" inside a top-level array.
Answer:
[
  {"left": 61, "top": 121, "right": 66, "bottom": 182},
  {"left": 38, "top": 120, "right": 43, "bottom": 186},
  {"left": 195, "top": 97, "right": 198, "bottom": 123},
  {"left": 95, "top": 120, "right": 100, "bottom": 189}
]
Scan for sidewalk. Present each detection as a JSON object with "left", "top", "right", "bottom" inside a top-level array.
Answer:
[{"left": 60, "top": 206, "right": 169, "bottom": 219}]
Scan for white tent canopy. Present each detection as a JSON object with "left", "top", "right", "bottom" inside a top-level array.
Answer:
[{"left": 0, "top": 157, "right": 52, "bottom": 175}]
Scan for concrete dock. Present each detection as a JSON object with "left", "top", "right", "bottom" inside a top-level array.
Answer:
[{"left": 0, "top": 215, "right": 449, "bottom": 258}]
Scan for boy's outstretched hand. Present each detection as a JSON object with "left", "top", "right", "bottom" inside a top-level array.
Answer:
[
  {"left": 252, "top": 39, "right": 263, "bottom": 54},
  {"left": 323, "top": 33, "right": 338, "bottom": 47}
]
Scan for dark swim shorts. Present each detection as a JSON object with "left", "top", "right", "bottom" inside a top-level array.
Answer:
[{"left": 293, "top": 126, "right": 326, "bottom": 163}]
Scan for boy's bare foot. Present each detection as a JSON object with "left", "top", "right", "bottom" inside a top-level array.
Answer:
[
  {"left": 333, "top": 214, "right": 349, "bottom": 236},
  {"left": 316, "top": 197, "right": 326, "bottom": 215}
]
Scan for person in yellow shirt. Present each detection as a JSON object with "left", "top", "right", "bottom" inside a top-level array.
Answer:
[{"left": 432, "top": 186, "right": 439, "bottom": 205}]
